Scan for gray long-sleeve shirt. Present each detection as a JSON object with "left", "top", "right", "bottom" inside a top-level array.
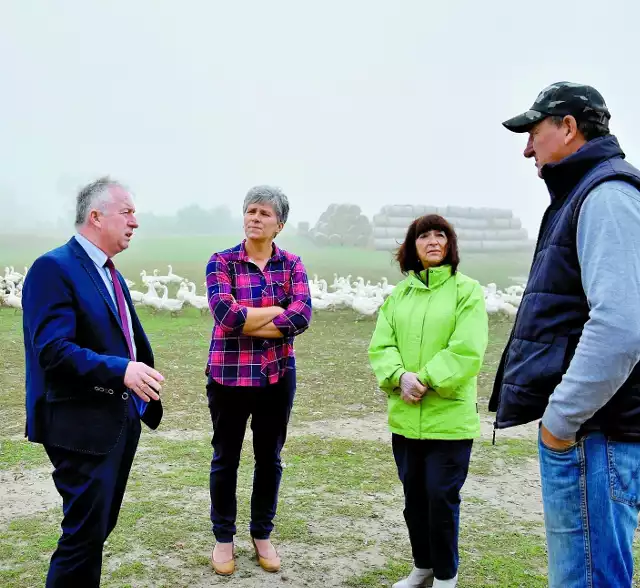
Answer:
[{"left": 542, "top": 180, "right": 640, "bottom": 439}]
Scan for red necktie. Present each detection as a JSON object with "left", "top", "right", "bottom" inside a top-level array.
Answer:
[
  {"left": 105, "top": 258, "right": 147, "bottom": 416},
  {"left": 104, "top": 258, "right": 135, "bottom": 360}
]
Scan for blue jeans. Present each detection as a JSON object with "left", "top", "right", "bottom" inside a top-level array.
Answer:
[{"left": 539, "top": 430, "right": 640, "bottom": 587}]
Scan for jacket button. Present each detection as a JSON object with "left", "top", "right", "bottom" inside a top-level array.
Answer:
[{"left": 122, "top": 392, "right": 129, "bottom": 400}]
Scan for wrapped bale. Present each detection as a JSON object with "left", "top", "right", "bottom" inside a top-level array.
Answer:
[
  {"left": 328, "top": 233, "right": 343, "bottom": 246},
  {"left": 464, "top": 207, "right": 513, "bottom": 219},
  {"left": 455, "top": 228, "right": 486, "bottom": 240},
  {"left": 480, "top": 240, "right": 532, "bottom": 251},
  {"left": 383, "top": 216, "right": 418, "bottom": 228},
  {"left": 310, "top": 203, "right": 372, "bottom": 247},
  {"left": 487, "top": 218, "right": 511, "bottom": 229},
  {"left": 372, "top": 203, "right": 530, "bottom": 252},
  {"left": 373, "top": 226, "right": 407, "bottom": 239},
  {"left": 483, "top": 228, "right": 528, "bottom": 241},
  {"left": 373, "top": 213, "right": 389, "bottom": 226},
  {"left": 448, "top": 217, "right": 492, "bottom": 229},
  {"left": 510, "top": 218, "right": 522, "bottom": 229}
]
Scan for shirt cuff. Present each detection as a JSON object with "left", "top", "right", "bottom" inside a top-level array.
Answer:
[
  {"left": 417, "top": 367, "right": 431, "bottom": 388},
  {"left": 390, "top": 368, "right": 406, "bottom": 389},
  {"left": 541, "top": 407, "right": 579, "bottom": 441},
  {"left": 271, "top": 312, "right": 292, "bottom": 334}
]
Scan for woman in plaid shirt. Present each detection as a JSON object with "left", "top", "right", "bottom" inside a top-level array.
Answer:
[{"left": 205, "top": 186, "right": 312, "bottom": 576}]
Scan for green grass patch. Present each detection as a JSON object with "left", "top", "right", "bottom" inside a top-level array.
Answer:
[
  {"left": 0, "top": 439, "right": 48, "bottom": 469},
  {"left": 0, "top": 307, "right": 515, "bottom": 439},
  {"left": 346, "top": 505, "right": 548, "bottom": 587},
  {"left": 0, "top": 232, "right": 532, "bottom": 289},
  {"left": 469, "top": 438, "right": 538, "bottom": 477}
]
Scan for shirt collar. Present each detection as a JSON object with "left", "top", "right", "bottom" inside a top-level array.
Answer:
[
  {"left": 238, "top": 239, "right": 285, "bottom": 263},
  {"left": 74, "top": 233, "right": 109, "bottom": 268},
  {"left": 408, "top": 264, "right": 453, "bottom": 289}
]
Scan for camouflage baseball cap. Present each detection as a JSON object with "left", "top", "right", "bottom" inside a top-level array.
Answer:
[{"left": 502, "top": 81, "right": 611, "bottom": 133}]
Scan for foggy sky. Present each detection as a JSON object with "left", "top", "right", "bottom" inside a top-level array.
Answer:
[{"left": 1, "top": 0, "right": 638, "bottom": 237}]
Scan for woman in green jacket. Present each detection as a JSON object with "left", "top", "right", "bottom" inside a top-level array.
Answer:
[{"left": 368, "top": 214, "right": 488, "bottom": 588}]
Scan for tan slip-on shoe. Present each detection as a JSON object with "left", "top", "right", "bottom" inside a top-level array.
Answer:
[
  {"left": 251, "top": 538, "right": 281, "bottom": 573},
  {"left": 211, "top": 543, "right": 235, "bottom": 576}
]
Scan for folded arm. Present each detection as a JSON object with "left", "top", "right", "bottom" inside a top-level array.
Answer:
[
  {"left": 206, "top": 254, "right": 282, "bottom": 334},
  {"left": 270, "top": 259, "right": 312, "bottom": 337}
]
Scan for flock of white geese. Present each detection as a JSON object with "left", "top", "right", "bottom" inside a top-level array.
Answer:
[
  {"left": 309, "top": 274, "right": 524, "bottom": 317},
  {"left": 2, "top": 264, "right": 525, "bottom": 319}
]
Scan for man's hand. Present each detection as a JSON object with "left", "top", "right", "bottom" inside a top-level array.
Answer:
[
  {"left": 399, "top": 372, "right": 427, "bottom": 405},
  {"left": 124, "top": 362, "right": 165, "bottom": 402},
  {"left": 540, "top": 423, "right": 576, "bottom": 451}
]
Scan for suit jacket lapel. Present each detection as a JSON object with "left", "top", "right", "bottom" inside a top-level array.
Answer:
[
  {"left": 68, "top": 238, "right": 121, "bottom": 326},
  {"left": 81, "top": 257, "right": 122, "bottom": 324}
]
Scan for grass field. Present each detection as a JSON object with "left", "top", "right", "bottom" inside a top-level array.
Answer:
[
  {"left": 1, "top": 233, "right": 637, "bottom": 587},
  {"left": 0, "top": 230, "right": 532, "bottom": 289}
]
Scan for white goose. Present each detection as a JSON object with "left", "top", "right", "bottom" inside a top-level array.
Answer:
[
  {"left": 351, "top": 287, "right": 383, "bottom": 317},
  {"left": 166, "top": 265, "right": 185, "bottom": 285},
  {"left": 187, "top": 284, "right": 209, "bottom": 314},
  {"left": 159, "top": 285, "right": 184, "bottom": 316},
  {"left": 141, "top": 282, "right": 162, "bottom": 312},
  {"left": 5, "top": 282, "right": 22, "bottom": 311},
  {"left": 176, "top": 281, "right": 191, "bottom": 302},
  {"left": 152, "top": 269, "right": 171, "bottom": 285},
  {"left": 140, "top": 270, "right": 159, "bottom": 288}
]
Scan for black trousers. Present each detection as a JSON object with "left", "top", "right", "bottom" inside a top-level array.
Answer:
[
  {"left": 392, "top": 434, "right": 472, "bottom": 581},
  {"left": 207, "top": 370, "right": 296, "bottom": 542}
]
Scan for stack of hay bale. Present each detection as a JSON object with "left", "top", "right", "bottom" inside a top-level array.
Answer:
[
  {"left": 372, "top": 204, "right": 531, "bottom": 252},
  {"left": 308, "top": 203, "right": 372, "bottom": 247}
]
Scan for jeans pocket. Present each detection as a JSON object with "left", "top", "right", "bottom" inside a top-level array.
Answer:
[
  {"left": 538, "top": 430, "right": 579, "bottom": 455},
  {"left": 607, "top": 440, "right": 640, "bottom": 507}
]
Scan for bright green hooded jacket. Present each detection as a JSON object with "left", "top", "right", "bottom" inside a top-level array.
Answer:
[{"left": 368, "top": 265, "right": 488, "bottom": 440}]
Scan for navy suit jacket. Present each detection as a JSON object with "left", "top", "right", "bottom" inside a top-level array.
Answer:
[{"left": 22, "top": 237, "right": 163, "bottom": 455}]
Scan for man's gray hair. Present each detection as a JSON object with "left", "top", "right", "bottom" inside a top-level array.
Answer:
[
  {"left": 243, "top": 185, "right": 290, "bottom": 224},
  {"left": 74, "top": 176, "right": 125, "bottom": 228}
]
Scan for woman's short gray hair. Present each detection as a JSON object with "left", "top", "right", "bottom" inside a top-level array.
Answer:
[{"left": 243, "top": 185, "right": 289, "bottom": 224}]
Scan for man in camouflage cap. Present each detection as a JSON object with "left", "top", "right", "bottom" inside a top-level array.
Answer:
[
  {"left": 491, "top": 82, "right": 640, "bottom": 587},
  {"left": 503, "top": 81, "right": 610, "bottom": 132}
]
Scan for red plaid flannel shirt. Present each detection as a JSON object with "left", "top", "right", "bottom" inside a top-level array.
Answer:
[{"left": 206, "top": 240, "right": 312, "bottom": 386}]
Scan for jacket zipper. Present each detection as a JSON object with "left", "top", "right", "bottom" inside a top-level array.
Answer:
[
  {"left": 492, "top": 202, "right": 556, "bottom": 445},
  {"left": 418, "top": 270, "right": 431, "bottom": 439}
]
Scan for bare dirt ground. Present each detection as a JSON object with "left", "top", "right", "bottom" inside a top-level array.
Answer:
[
  {"left": 0, "top": 467, "right": 59, "bottom": 522},
  {"left": 0, "top": 413, "right": 544, "bottom": 587}
]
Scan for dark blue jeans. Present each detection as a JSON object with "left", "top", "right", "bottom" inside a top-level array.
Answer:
[
  {"left": 392, "top": 434, "right": 472, "bottom": 581},
  {"left": 539, "top": 431, "right": 640, "bottom": 587},
  {"left": 207, "top": 370, "right": 296, "bottom": 542}
]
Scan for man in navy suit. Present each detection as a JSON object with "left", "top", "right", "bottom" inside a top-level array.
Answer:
[{"left": 22, "top": 177, "right": 165, "bottom": 587}]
